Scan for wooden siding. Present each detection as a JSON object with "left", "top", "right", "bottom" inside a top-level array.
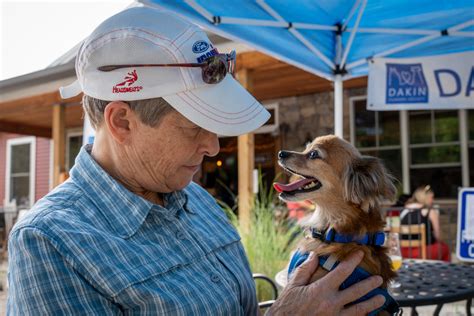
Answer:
[
  {"left": 35, "top": 137, "right": 50, "bottom": 201},
  {"left": 0, "top": 133, "right": 51, "bottom": 207}
]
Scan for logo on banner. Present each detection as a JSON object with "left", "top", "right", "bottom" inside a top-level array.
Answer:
[{"left": 386, "top": 63, "right": 428, "bottom": 103}]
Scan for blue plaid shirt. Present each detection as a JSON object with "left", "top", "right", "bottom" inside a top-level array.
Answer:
[{"left": 8, "top": 145, "right": 257, "bottom": 315}]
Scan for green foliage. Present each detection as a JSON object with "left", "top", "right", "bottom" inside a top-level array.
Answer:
[{"left": 218, "top": 173, "right": 300, "bottom": 302}]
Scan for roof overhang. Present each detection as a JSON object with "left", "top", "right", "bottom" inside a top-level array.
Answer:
[{"left": 0, "top": 61, "right": 76, "bottom": 102}]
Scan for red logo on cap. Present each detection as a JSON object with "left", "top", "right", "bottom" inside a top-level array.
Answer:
[{"left": 112, "top": 70, "right": 143, "bottom": 94}]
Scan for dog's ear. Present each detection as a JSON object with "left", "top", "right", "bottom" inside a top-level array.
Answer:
[{"left": 343, "top": 156, "right": 397, "bottom": 212}]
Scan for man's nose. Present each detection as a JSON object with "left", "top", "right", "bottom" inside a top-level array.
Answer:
[{"left": 202, "top": 131, "right": 220, "bottom": 157}]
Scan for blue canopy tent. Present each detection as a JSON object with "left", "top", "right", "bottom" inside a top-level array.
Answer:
[{"left": 139, "top": 0, "right": 474, "bottom": 137}]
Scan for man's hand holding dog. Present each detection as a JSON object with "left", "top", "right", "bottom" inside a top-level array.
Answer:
[{"left": 267, "top": 251, "right": 385, "bottom": 316}]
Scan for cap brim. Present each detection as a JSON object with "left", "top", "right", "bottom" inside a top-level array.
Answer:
[
  {"left": 163, "top": 76, "right": 270, "bottom": 136},
  {"left": 59, "top": 80, "right": 82, "bottom": 99}
]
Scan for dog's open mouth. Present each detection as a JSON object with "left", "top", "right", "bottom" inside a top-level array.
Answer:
[{"left": 273, "top": 169, "right": 322, "bottom": 195}]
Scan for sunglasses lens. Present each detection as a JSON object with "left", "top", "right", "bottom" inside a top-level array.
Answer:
[{"left": 202, "top": 57, "right": 227, "bottom": 84}]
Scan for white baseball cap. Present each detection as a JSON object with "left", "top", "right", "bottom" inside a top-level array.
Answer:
[{"left": 60, "top": 6, "right": 270, "bottom": 136}]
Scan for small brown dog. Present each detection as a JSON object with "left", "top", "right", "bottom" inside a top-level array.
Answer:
[{"left": 274, "top": 135, "right": 398, "bottom": 313}]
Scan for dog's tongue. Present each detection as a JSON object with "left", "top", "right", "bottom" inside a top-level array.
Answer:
[{"left": 273, "top": 178, "right": 314, "bottom": 193}]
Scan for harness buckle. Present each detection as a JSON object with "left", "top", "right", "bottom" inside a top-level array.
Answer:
[
  {"left": 368, "top": 233, "right": 376, "bottom": 246},
  {"left": 326, "top": 228, "right": 336, "bottom": 243},
  {"left": 311, "top": 228, "right": 326, "bottom": 241}
]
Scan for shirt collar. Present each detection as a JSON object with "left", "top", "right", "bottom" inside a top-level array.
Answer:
[{"left": 70, "top": 145, "right": 191, "bottom": 239}]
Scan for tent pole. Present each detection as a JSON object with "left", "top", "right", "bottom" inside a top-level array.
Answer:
[
  {"left": 184, "top": 0, "right": 214, "bottom": 22},
  {"left": 340, "top": 0, "right": 366, "bottom": 68},
  {"left": 334, "top": 74, "right": 343, "bottom": 138},
  {"left": 346, "top": 19, "right": 473, "bottom": 71},
  {"left": 334, "top": 22, "right": 343, "bottom": 139},
  {"left": 256, "top": 0, "right": 335, "bottom": 69},
  {"left": 342, "top": 0, "right": 361, "bottom": 30},
  {"left": 345, "top": 27, "right": 474, "bottom": 36}
]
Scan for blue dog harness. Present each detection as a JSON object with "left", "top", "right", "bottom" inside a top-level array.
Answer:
[
  {"left": 310, "top": 227, "right": 386, "bottom": 246},
  {"left": 288, "top": 228, "right": 401, "bottom": 316}
]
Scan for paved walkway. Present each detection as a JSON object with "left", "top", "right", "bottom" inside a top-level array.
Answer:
[{"left": 402, "top": 303, "right": 473, "bottom": 315}]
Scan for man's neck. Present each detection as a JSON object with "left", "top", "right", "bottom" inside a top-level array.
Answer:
[{"left": 90, "top": 133, "right": 164, "bottom": 206}]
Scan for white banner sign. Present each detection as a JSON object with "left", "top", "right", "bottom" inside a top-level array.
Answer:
[{"left": 367, "top": 51, "right": 474, "bottom": 111}]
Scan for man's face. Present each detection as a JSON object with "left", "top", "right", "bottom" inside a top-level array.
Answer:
[{"left": 127, "top": 110, "right": 219, "bottom": 193}]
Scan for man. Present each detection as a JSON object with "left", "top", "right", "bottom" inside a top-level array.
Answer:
[{"left": 8, "top": 6, "right": 385, "bottom": 315}]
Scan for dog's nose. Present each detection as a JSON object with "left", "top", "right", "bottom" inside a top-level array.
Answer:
[{"left": 278, "top": 150, "right": 290, "bottom": 159}]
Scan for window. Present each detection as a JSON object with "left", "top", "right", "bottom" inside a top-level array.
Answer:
[
  {"left": 409, "top": 110, "right": 461, "bottom": 198},
  {"left": 351, "top": 97, "right": 467, "bottom": 199},
  {"left": 255, "top": 103, "right": 279, "bottom": 134},
  {"left": 351, "top": 98, "right": 402, "bottom": 186},
  {"left": 6, "top": 137, "right": 35, "bottom": 208},
  {"left": 66, "top": 131, "right": 83, "bottom": 171}
]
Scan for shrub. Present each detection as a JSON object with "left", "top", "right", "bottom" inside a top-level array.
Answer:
[{"left": 218, "top": 174, "right": 300, "bottom": 302}]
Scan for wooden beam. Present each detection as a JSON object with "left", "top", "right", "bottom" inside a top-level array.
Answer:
[
  {"left": 236, "top": 51, "right": 283, "bottom": 70},
  {"left": 274, "top": 134, "right": 282, "bottom": 182},
  {"left": 344, "top": 76, "right": 368, "bottom": 88},
  {"left": 237, "top": 68, "right": 255, "bottom": 233},
  {"left": 0, "top": 90, "right": 82, "bottom": 112},
  {"left": 0, "top": 91, "right": 83, "bottom": 131},
  {"left": 52, "top": 103, "right": 66, "bottom": 187},
  {"left": 0, "top": 120, "right": 52, "bottom": 137}
]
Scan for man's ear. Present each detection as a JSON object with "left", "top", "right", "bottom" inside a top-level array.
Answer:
[
  {"left": 343, "top": 155, "right": 397, "bottom": 211},
  {"left": 103, "top": 101, "right": 135, "bottom": 144}
]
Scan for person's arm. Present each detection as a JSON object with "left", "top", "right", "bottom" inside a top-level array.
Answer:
[
  {"left": 428, "top": 208, "right": 442, "bottom": 241},
  {"left": 266, "top": 251, "right": 384, "bottom": 316},
  {"left": 8, "top": 227, "right": 121, "bottom": 315}
]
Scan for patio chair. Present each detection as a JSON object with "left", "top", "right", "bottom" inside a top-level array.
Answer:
[
  {"left": 390, "top": 224, "right": 427, "bottom": 260},
  {"left": 252, "top": 273, "right": 278, "bottom": 309}
]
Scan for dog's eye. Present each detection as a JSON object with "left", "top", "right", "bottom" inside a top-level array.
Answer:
[{"left": 308, "top": 150, "right": 320, "bottom": 160}]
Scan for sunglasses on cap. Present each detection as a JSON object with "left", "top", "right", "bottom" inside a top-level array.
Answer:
[{"left": 98, "top": 50, "right": 236, "bottom": 84}]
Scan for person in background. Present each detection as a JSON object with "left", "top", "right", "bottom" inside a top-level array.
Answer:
[
  {"left": 400, "top": 185, "right": 450, "bottom": 261},
  {"left": 395, "top": 194, "right": 411, "bottom": 208},
  {"left": 385, "top": 193, "right": 410, "bottom": 229}
]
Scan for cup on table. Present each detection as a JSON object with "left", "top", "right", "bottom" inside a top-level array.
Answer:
[{"left": 387, "top": 232, "right": 402, "bottom": 288}]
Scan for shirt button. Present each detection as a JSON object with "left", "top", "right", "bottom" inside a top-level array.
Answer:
[
  {"left": 211, "top": 273, "right": 221, "bottom": 283},
  {"left": 176, "top": 231, "right": 186, "bottom": 240}
]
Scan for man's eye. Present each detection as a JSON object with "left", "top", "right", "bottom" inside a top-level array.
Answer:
[{"left": 308, "top": 150, "right": 320, "bottom": 159}]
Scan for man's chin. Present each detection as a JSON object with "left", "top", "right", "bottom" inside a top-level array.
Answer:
[
  {"left": 184, "top": 165, "right": 200, "bottom": 174},
  {"left": 170, "top": 177, "right": 194, "bottom": 191}
]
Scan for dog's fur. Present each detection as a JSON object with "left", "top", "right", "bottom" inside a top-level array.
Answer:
[{"left": 278, "top": 135, "right": 397, "bottom": 287}]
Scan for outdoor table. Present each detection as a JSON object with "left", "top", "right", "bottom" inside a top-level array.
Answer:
[
  {"left": 275, "top": 259, "right": 474, "bottom": 316},
  {"left": 391, "top": 259, "right": 474, "bottom": 316}
]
